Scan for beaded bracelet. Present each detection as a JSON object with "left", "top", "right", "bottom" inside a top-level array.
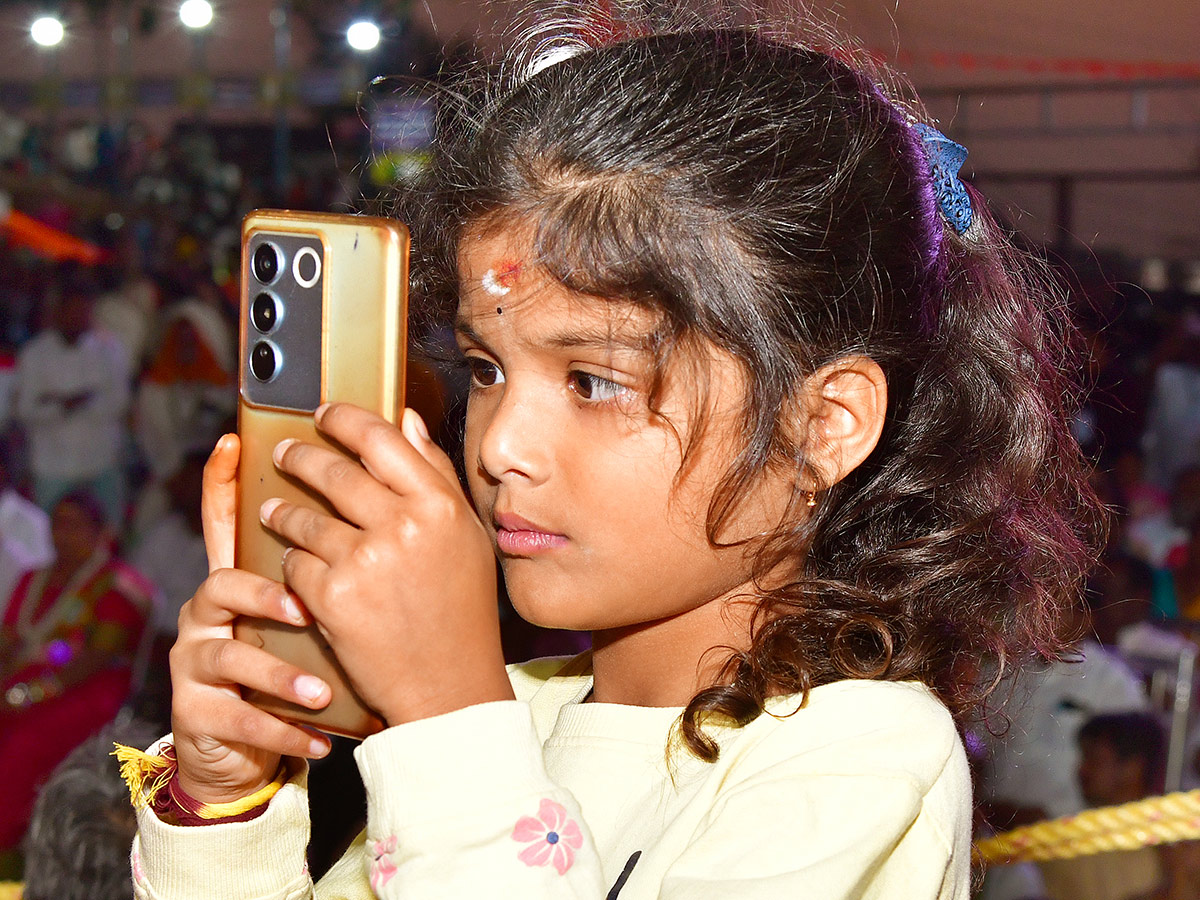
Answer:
[{"left": 114, "top": 742, "right": 287, "bottom": 826}]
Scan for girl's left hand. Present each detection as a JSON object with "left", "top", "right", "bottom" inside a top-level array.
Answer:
[{"left": 262, "top": 403, "right": 515, "bottom": 726}]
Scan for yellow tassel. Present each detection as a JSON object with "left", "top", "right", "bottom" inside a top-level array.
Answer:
[{"left": 112, "top": 743, "right": 175, "bottom": 809}]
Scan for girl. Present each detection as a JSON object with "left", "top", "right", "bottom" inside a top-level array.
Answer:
[{"left": 127, "top": 16, "right": 1103, "bottom": 900}]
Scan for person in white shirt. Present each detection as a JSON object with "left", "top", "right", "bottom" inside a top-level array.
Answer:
[{"left": 14, "top": 269, "right": 132, "bottom": 526}]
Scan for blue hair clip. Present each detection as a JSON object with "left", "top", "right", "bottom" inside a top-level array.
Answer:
[{"left": 912, "top": 122, "right": 972, "bottom": 235}]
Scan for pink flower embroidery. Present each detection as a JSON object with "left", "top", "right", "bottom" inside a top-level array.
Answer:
[
  {"left": 369, "top": 835, "right": 398, "bottom": 893},
  {"left": 512, "top": 798, "right": 583, "bottom": 875}
]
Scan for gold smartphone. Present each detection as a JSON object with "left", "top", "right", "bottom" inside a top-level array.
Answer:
[{"left": 233, "top": 209, "right": 409, "bottom": 738}]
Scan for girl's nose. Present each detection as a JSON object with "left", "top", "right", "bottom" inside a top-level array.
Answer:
[{"left": 474, "top": 389, "right": 551, "bottom": 485}]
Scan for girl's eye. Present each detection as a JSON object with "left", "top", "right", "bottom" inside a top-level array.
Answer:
[
  {"left": 568, "top": 371, "right": 627, "bottom": 402},
  {"left": 467, "top": 357, "right": 504, "bottom": 388}
]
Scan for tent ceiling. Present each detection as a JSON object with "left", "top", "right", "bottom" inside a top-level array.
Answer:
[{"left": 0, "top": 0, "right": 1195, "bottom": 265}]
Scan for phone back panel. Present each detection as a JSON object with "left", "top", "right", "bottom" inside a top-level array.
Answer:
[{"left": 234, "top": 209, "right": 408, "bottom": 738}]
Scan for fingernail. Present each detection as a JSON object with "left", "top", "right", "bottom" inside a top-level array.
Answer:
[
  {"left": 295, "top": 675, "right": 327, "bottom": 702},
  {"left": 259, "top": 497, "right": 282, "bottom": 525},
  {"left": 212, "top": 434, "right": 230, "bottom": 456},
  {"left": 315, "top": 403, "right": 330, "bottom": 423},
  {"left": 273, "top": 438, "right": 295, "bottom": 466},
  {"left": 309, "top": 738, "right": 330, "bottom": 758},
  {"left": 282, "top": 592, "right": 305, "bottom": 624},
  {"left": 409, "top": 410, "right": 431, "bottom": 443}
]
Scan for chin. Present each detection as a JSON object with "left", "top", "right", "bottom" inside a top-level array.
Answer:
[
  {"left": 511, "top": 600, "right": 596, "bottom": 633},
  {"left": 506, "top": 582, "right": 598, "bottom": 633}
]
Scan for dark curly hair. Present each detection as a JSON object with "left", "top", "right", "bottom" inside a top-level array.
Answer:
[{"left": 396, "top": 19, "right": 1107, "bottom": 760}]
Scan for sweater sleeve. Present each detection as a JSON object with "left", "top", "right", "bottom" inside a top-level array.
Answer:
[
  {"left": 131, "top": 766, "right": 314, "bottom": 900},
  {"left": 354, "top": 700, "right": 607, "bottom": 898}
]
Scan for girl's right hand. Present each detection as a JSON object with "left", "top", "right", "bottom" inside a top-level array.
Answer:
[{"left": 169, "top": 434, "right": 333, "bottom": 805}]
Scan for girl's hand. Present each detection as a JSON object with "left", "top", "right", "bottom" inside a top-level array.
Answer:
[
  {"left": 169, "top": 434, "right": 333, "bottom": 805},
  {"left": 263, "top": 404, "right": 514, "bottom": 726}
]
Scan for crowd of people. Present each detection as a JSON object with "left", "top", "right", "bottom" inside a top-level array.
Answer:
[{"left": 0, "top": 105, "right": 587, "bottom": 885}]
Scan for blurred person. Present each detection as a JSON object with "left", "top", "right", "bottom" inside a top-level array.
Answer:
[
  {"left": 133, "top": 278, "right": 235, "bottom": 484},
  {"left": 127, "top": 450, "right": 208, "bottom": 726},
  {"left": 0, "top": 490, "right": 151, "bottom": 857},
  {"left": 1142, "top": 308, "right": 1200, "bottom": 492},
  {"left": 21, "top": 717, "right": 161, "bottom": 900},
  {"left": 1119, "top": 463, "right": 1200, "bottom": 619},
  {"left": 1037, "top": 712, "right": 1167, "bottom": 900},
  {"left": 980, "top": 603, "right": 1151, "bottom": 831},
  {"left": 1076, "top": 712, "right": 1166, "bottom": 806},
  {"left": 14, "top": 268, "right": 133, "bottom": 525},
  {"left": 0, "top": 342, "right": 14, "bottom": 433},
  {"left": 0, "top": 458, "right": 53, "bottom": 620},
  {"left": 128, "top": 450, "right": 206, "bottom": 637},
  {"left": 93, "top": 238, "right": 160, "bottom": 370}
]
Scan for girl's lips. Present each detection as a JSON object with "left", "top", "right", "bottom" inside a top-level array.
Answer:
[{"left": 494, "top": 512, "right": 567, "bottom": 556}]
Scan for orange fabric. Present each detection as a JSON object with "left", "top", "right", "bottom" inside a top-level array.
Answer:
[
  {"left": 1, "top": 209, "right": 108, "bottom": 264},
  {"left": 144, "top": 320, "right": 231, "bottom": 386}
]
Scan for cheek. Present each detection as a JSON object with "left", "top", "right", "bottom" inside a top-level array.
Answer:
[{"left": 462, "top": 407, "right": 490, "bottom": 505}]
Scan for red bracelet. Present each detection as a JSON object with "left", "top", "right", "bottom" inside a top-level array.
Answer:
[{"left": 115, "top": 742, "right": 287, "bottom": 826}]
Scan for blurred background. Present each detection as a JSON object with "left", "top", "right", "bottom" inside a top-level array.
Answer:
[{"left": 0, "top": 2, "right": 1198, "bottom": 898}]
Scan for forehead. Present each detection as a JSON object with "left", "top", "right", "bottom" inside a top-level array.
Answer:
[{"left": 456, "top": 226, "right": 657, "bottom": 349}]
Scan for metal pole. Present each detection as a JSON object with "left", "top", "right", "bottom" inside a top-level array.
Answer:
[
  {"left": 271, "top": 0, "right": 292, "bottom": 202},
  {"left": 1166, "top": 644, "right": 1196, "bottom": 792}
]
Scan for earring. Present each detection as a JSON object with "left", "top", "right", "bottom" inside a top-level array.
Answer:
[{"left": 805, "top": 491, "right": 817, "bottom": 508}]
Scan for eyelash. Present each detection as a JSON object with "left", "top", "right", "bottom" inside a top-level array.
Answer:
[
  {"left": 465, "top": 356, "right": 503, "bottom": 389},
  {"left": 568, "top": 371, "right": 628, "bottom": 403},
  {"left": 463, "top": 356, "right": 629, "bottom": 405}
]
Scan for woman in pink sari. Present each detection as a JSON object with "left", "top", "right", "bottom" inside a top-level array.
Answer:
[{"left": 0, "top": 490, "right": 151, "bottom": 855}]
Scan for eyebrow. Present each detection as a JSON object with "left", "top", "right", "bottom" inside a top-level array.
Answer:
[{"left": 453, "top": 317, "right": 653, "bottom": 353}]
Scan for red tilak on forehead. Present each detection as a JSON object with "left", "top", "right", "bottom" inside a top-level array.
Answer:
[
  {"left": 495, "top": 260, "right": 523, "bottom": 288},
  {"left": 482, "top": 259, "right": 523, "bottom": 295}
]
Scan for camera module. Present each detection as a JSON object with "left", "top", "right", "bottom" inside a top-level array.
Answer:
[
  {"left": 252, "top": 242, "right": 281, "bottom": 284},
  {"left": 250, "top": 291, "right": 281, "bottom": 333},
  {"left": 249, "top": 340, "right": 279, "bottom": 382}
]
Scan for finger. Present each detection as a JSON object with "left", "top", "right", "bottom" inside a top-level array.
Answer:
[
  {"left": 183, "top": 567, "right": 310, "bottom": 631},
  {"left": 182, "top": 689, "right": 331, "bottom": 760},
  {"left": 260, "top": 497, "right": 359, "bottom": 564},
  {"left": 189, "top": 636, "right": 332, "bottom": 711},
  {"left": 399, "top": 408, "right": 462, "bottom": 490},
  {"left": 271, "top": 438, "right": 393, "bottom": 528},
  {"left": 279, "top": 547, "right": 332, "bottom": 616},
  {"left": 315, "top": 402, "right": 455, "bottom": 501},
  {"left": 202, "top": 434, "right": 240, "bottom": 572}
]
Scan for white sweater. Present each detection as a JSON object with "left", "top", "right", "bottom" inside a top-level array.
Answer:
[{"left": 132, "top": 659, "right": 971, "bottom": 899}]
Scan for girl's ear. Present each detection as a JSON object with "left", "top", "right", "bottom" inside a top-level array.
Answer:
[{"left": 800, "top": 356, "right": 888, "bottom": 489}]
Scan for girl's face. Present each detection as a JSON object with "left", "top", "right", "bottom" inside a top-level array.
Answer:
[{"left": 456, "top": 228, "right": 794, "bottom": 644}]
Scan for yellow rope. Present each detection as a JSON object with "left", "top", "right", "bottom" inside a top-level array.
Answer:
[{"left": 976, "top": 789, "right": 1200, "bottom": 865}]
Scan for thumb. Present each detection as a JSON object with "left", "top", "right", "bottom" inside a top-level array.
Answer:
[
  {"left": 201, "top": 433, "right": 240, "bottom": 572},
  {"left": 399, "top": 408, "right": 460, "bottom": 489}
]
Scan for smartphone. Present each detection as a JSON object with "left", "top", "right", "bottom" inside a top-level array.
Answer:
[{"left": 233, "top": 209, "right": 409, "bottom": 738}]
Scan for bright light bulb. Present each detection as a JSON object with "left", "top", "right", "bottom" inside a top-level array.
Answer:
[
  {"left": 346, "top": 20, "right": 381, "bottom": 52},
  {"left": 179, "top": 0, "right": 213, "bottom": 30},
  {"left": 30, "top": 15, "right": 64, "bottom": 47}
]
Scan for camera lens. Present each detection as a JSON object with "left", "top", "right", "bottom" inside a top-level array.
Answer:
[
  {"left": 249, "top": 341, "right": 278, "bottom": 382},
  {"left": 250, "top": 292, "right": 280, "bottom": 333},
  {"left": 252, "top": 243, "right": 280, "bottom": 284}
]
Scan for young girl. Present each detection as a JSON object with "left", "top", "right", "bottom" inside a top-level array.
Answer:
[{"left": 127, "top": 16, "right": 1103, "bottom": 900}]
